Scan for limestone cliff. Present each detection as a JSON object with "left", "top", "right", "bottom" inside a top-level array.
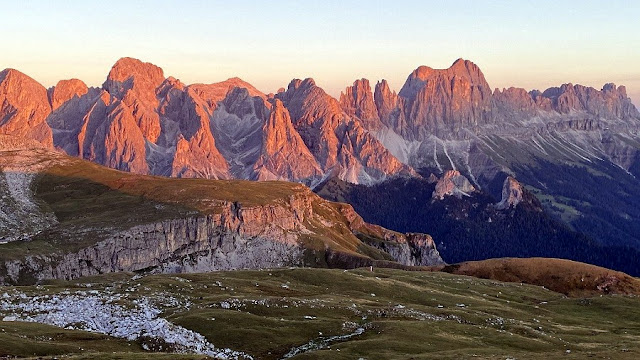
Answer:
[{"left": 0, "top": 144, "right": 444, "bottom": 284}]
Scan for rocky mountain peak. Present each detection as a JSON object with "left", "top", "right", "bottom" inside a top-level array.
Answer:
[
  {"left": 374, "top": 79, "right": 400, "bottom": 125},
  {"left": 496, "top": 176, "right": 524, "bottom": 210},
  {"left": 286, "top": 78, "right": 317, "bottom": 91},
  {"left": 449, "top": 58, "right": 486, "bottom": 81},
  {"left": 339, "top": 78, "right": 381, "bottom": 129},
  {"left": 188, "top": 77, "right": 266, "bottom": 111},
  {"left": 48, "top": 79, "right": 89, "bottom": 110},
  {"left": 432, "top": 170, "right": 476, "bottom": 200},
  {"left": 399, "top": 59, "right": 489, "bottom": 99},
  {"left": 253, "top": 99, "right": 322, "bottom": 181},
  {"left": 214, "top": 77, "right": 266, "bottom": 100},
  {"left": 394, "top": 59, "right": 492, "bottom": 139},
  {"left": 102, "top": 57, "right": 165, "bottom": 99},
  {"left": 0, "top": 68, "right": 53, "bottom": 147}
]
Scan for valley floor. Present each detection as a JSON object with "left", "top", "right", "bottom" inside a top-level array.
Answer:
[{"left": 1, "top": 268, "right": 639, "bottom": 359}]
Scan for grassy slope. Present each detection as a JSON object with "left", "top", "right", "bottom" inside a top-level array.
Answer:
[
  {"left": 0, "top": 148, "right": 393, "bottom": 265},
  {"left": 2, "top": 268, "right": 640, "bottom": 359}
]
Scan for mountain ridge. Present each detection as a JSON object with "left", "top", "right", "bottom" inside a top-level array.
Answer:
[
  {"left": 3, "top": 57, "right": 640, "bottom": 267},
  {"left": 3, "top": 57, "right": 638, "bottom": 187}
]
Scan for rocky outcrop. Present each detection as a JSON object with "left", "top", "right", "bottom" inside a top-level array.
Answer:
[
  {"left": 432, "top": 170, "right": 476, "bottom": 200},
  {"left": 2, "top": 213, "right": 305, "bottom": 283},
  {"left": 103, "top": 57, "right": 165, "bottom": 143},
  {"left": 1, "top": 195, "right": 443, "bottom": 283},
  {"left": 48, "top": 79, "right": 90, "bottom": 111},
  {"left": 337, "top": 203, "right": 444, "bottom": 266},
  {"left": 542, "top": 83, "right": 640, "bottom": 119},
  {"left": 496, "top": 176, "right": 523, "bottom": 210},
  {"left": 76, "top": 92, "right": 150, "bottom": 174}
]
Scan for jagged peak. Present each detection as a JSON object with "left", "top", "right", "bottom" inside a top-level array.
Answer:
[
  {"left": 218, "top": 77, "right": 264, "bottom": 95},
  {"left": 603, "top": 83, "right": 627, "bottom": 97},
  {"left": 409, "top": 65, "right": 435, "bottom": 81},
  {"left": 189, "top": 77, "right": 265, "bottom": 102},
  {"left": 542, "top": 82, "right": 630, "bottom": 99},
  {"left": 376, "top": 79, "right": 390, "bottom": 88},
  {"left": 341, "top": 78, "right": 373, "bottom": 96},
  {"left": 407, "top": 58, "right": 485, "bottom": 81},
  {"left": 54, "top": 78, "right": 88, "bottom": 89},
  {"left": 450, "top": 57, "right": 479, "bottom": 70},
  {"left": 351, "top": 78, "right": 371, "bottom": 87}
]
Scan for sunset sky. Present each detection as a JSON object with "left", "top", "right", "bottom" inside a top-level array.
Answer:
[{"left": 3, "top": 0, "right": 640, "bottom": 106}]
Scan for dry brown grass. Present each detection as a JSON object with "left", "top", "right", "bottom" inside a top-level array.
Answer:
[{"left": 436, "top": 257, "right": 640, "bottom": 297}]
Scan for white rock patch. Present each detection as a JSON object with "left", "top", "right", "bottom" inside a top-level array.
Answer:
[{"left": 0, "top": 290, "right": 252, "bottom": 359}]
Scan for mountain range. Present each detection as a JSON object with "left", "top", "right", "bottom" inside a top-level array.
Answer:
[
  {"left": 4, "top": 57, "right": 636, "bottom": 187},
  {"left": 2, "top": 57, "right": 640, "bottom": 274}
]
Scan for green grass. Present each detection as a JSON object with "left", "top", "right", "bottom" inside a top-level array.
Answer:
[{"left": 2, "top": 268, "right": 639, "bottom": 359}]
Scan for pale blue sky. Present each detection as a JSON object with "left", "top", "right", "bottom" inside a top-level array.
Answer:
[{"left": 2, "top": 0, "right": 640, "bottom": 105}]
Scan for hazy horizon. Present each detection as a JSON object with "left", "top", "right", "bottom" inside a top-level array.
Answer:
[{"left": 2, "top": 0, "right": 639, "bottom": 106}]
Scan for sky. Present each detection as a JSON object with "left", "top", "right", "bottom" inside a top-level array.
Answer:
[{"left": 2, "top": 0, "right": 640, "bottom": 106}]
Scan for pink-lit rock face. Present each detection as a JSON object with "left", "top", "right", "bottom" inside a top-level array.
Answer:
[
  {"left": 394, "top": 58, "right": 493, "bottom": 139},
  {"left": 164, "top": 85, "right": 230, "bottom": 179},
  {"left": 277, "top": 77, "right": 412, "bottom": 183},
  {"left": 432, "top": 170, "right": 476, "bottom": 200},
  {"left": 339, "top": 78, "right": 382, "bottom": 130},
  {"left": 1, "top": 56, "right": 639, "bottom": 187},
  {"left": 103, "top": 57, "right": 165, "bottom": 143},
  {"left": 48, "top": 79, "right": 89, "bottom": 111},
  {"left": 253, "top": 99, "right": 322, "bottom": 181},
  {"left": 0, "top": 69, "right": 53, "bottom": 147}
]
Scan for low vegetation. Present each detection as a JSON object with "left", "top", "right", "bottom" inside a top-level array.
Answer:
[{"left": 1, "top": 267, "right": 640, "bottom": 359}]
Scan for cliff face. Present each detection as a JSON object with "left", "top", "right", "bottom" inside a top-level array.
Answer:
[
  {"left": 496, "top": 176, "right": 524, "bottom": 210},
  {"left": 3, "top": 211, "right": 306, "bottom": 283},
  {"left": 0, "top": 144, "right": 444, "bottom": 284},
  {"left": 336, "top": 203, "right": 444, "bottom": 266}
]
